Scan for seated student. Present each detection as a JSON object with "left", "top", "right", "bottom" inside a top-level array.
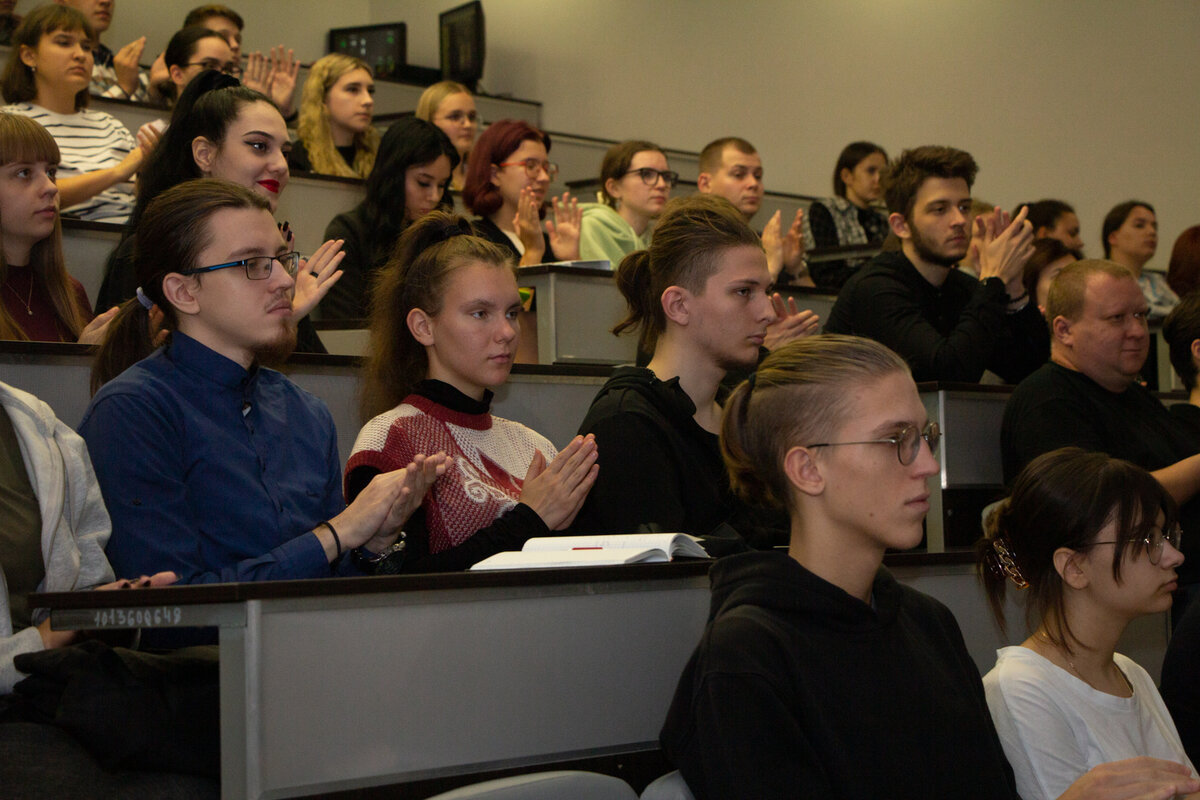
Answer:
[
  {"left": 416, "top": 80, "right": 476, "bottom": 192},
  {"left": 321, "top": 118, "right": 456, "bottom": 321},
  {"left": 0, "top": 5, "right": 152, "bottom": 224},
  {"left": 461, "top": 119, "right": 580, "bottom": 267},
  {"left": 287, "top": 54, "right": 378, "bottom": 178},
  {"left": 81, "top": 179, "right": 442, "bottom": 598},
  {"left": 1164, "top": 291, "right": 1200, "bottom": 439},
  {"left": 160, "top": 25, "right": 237, "bottom": 108},
  {"left": 1022, "top": 199, "right": 1085, "bottom": 252},
  {"left": 1104, "top": 200, "right": 1175, "bottom": 321},
  {"left": 1168, "top": 225, "right": 1200, "bottom": 299},
  {"left": 94, "top": 72, "right": 333, "bottom": 353},
  {"left": 696, "top": 136, "right": 807, "bottom": 285},
  {"left": 571, "top": 194, "right": 787, "bottom": 550},
  {"left": 1023, "top": 237, "right": 1081, "bottom": 316},
  {"left": 980, "top": 447, "right": 1195, "bottom": 800},
  {"left": 56, "top": 0, "right": 149, "bottom": 102},
  {"left": 0, "top": 112, "right": 115, "bottom": 343},
  {"left": 660, "top": 335, "right": 1200, "bottom": 800},
  {"left": 183, "top": 5, "right": 298, "bottom": 119},
  {"left": 184, "top": 4, "right": 243, "bottom": 61},
  {"left": 344, "top": 213, "right": 599, "bottom": 572},
  {"left": 579, "top": 140, "right": 672, "bottom": 267},
  {"left": 801, "top": 141, "right": 890, "bottom": 290},
  {"left": 825, "top": 145, "right": 1047, "bottom": 384}
]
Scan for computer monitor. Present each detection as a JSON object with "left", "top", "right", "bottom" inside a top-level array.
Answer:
[
  {"left": 328, "top": 22, "right": 407, "bottom": 81},
  {"left": 439, "top": 1, "right": 485, "bottom": 90}
]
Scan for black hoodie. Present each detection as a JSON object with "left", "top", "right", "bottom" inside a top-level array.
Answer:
[{"left": 660, "top": 551, "right": 1017, "bottom": 799}]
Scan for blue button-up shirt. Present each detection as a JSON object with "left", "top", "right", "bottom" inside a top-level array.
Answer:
[{"left": 80, "top": 332, "right": 356, "bottom": 584}]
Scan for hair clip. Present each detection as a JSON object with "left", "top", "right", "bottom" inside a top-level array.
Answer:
[{"left": 988, "top": 536, "right": 1029, "bottom": 589}]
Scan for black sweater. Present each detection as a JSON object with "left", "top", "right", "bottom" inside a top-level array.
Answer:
[{"left": 661, "top": 551, "right": 1018, "bottom": 800}]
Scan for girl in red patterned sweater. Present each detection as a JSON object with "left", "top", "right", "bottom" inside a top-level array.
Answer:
[{"left": 345, "top": 212, "right": 599, "bottom": 572}]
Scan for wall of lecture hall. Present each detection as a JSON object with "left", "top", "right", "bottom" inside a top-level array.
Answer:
[{"left": 21, "top": 0, "right": 1197, "bottom": 260}]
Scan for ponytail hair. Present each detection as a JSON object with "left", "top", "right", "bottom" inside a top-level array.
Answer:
[
  {"left": 91, "top": 179, "right": 271, "bottom": 392},
  {"left": 977, "top": 447, "right": 1177, "bottom": 653},
  {"left": 720, "top": 335, "right": 909, "bottom": 512},
  {"left": 360, "top": 210, "right": 512, "bottom": 422},
  {"left": 613, "top": 194, "right": 760, "bottom": 355}
]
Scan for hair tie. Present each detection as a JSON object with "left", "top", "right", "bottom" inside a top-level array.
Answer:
[
  {"left": 987, "top": 536, "right": 1029, "bottom": 589},
  {"left": 135, "top": 287, "right": 154, "bottom": 311}
]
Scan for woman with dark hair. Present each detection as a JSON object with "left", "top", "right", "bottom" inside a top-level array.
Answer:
[
  {"left": 578, "top": 139, "right": 673, "bottom": 267},
  {"left": 319, "top": 117, "right": 456, "bottom": 320},
  {"left": 1022, "top": 237, "right": 1081, "bottom": 316},
  {"left": 161, "top": 25, "right": 236, "bottom": 106},
  {"left": 1168, "top": 225, "right": 1200, "bottom": 299},
  {"left": 288, "top": 53, "right": 378, "bottom": 178},
  {"left": 0, "top": 5, "right": 151, "bottom": 223},
  {"left": 801, "top": 140, "right": 889, "bottom": 290},
  {"left": 461, "top": 118, "right": 580, "bottom": 267},
  {"left": 344, "top": 211, "right": 598, "bottom": 573},
  {"left": 1103, "top": 200, "right": 1175, "bottom": 320},
  {"left": 94, "top": 71, "right": 337, "bottom": 352},
  {"left": 979, "top": 447, "right": 1194, "bottom": 799}
]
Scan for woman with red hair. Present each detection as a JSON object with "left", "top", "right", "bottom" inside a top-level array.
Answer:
[{"left": 1168, "top": 225, "right": 1200, "bottom": 299}]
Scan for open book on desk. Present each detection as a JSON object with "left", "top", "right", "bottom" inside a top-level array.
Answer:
[{"left": 470, "top": 533, "right": 710, "bottom": 571}]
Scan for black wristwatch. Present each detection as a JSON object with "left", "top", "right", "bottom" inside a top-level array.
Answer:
[{"left": 352, "top": 533, "right": 407, "bottom": 575}]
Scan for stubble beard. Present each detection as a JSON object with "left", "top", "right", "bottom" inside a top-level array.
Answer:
[
  {"left": 251, "top": 319, "right": 298, "bottom": 368},
  {"left": 908, "top": 224, "right": 963, "bottom": 269}
]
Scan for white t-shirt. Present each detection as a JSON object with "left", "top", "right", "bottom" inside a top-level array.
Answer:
[
  {"left": 1, "top": 102, "right": 135, "bottom": 224},
  {"left": 984, "top": 646, "right": 1195, "bottom": 800}
]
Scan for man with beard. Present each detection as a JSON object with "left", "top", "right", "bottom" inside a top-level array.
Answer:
[
  {"left": 80, "top": 181, "right": 440, "bottom": 627},
  {"left": 825, "top": 145, "right": 1047, "bottom": 383}
]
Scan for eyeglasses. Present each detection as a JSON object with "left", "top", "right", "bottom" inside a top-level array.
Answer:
[
  {"left": 806, "top": 421, "right": 940, "bottom": 466},
  {"left": 1086, "top": 524, "right": 1183, "bottom": 566},
  {"left": 623, "top": 167, "right": 679, "bottom": 188},
  {"left": 179, "top": 252, "right": 300, "bottom": 280},
  {"left": 189, "top": 59, "right": 242, "bottom": 77},
  {"left": 498, "top": 158, "right": 558, "bottom": 180}
]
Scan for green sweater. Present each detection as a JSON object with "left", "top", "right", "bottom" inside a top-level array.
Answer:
[{"left": 579, "top": 203, "right": 649, "bottom": 268}]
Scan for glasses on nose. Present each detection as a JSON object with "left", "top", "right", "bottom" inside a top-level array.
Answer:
[
  {"left": 179, "top": 252, "right": 300, "bottom": 280},
  {"left": 623, "top": 167, "right": 679, "bottom": 188},
  {"left": 189, "top": 59, "right": 243, "bottom": 77},
  {"left": 806, "top": 421, "right": 941, "bottom": 466},
  {"left": 1088, "top": 524, "right": 1183, "bottom": 566},
  {"left": 497, "top": 158, "right": 558, "bottom": 180}
]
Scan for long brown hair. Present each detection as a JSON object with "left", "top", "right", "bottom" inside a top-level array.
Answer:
[
  {"left": 360, "top": 210, "right": 512, "bottom": 422},
  {"left": 0, "top": 113, "right": 88, "bottom": 341}
]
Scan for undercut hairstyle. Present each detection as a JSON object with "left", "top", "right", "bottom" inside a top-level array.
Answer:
[
  {"left": 1168, "top": 225, "right": 1200, "bottom": 298},
  {"left": 1163, "top": 292, "right": 1200, "bottom": 392},
  {"left": 979, "top": 447, "right": 1177, "bottom": 654},
  {"left": 721, "top": 335, "right": 910, "bottom": 512},
  {"left": 415, "top": 80, "right": 472, "bottom": 122},
  {"left": 832, "top": 141, "right": 887, "bottom": 198},
  {"left": 183, "top": 4, "right": 244, "bottom": 30},
  {"left": 1, "top": 5, "right": 95, "bottom": 110},
  {"left": 1021, "top": 237, "right": 1082, "bottom": 304},
  {"left": 360, "top": 211, "right": 512, "bottom": 421},
  {"left": 881, "top": 145, "right": 978, "bottom": 221},
  {"left": 162, "top": 25, "right": 229, "bottom": 103},
  {"left": 599, "top": 139, "right": 664, "bottom": 209},
  {"left": 296, "top": 53, "right": 379, "bottom": 179},
  {"left": 0, "top": 113, "right": 88, "bottom": 341},
  {"left": 1102, "top": 200, "right": 1155, "bottom": 259},
  {"left": 1020, "top": 199, "right": 1076, "bottom": 235},
  {"left": 612, "top": 194, "right": 761, "bottom": 355},
  {"left": 1045, "top": 259, "right": 1135, "bottom": 326},
  {"left": 461, "top": 119, "right": 550, "bottom": 218},
  {"left": 91, "top": 179, "right": 270, "bottom": 393},
  {"left": 698, "top": 137, "right": 756, "bottom": 175}
]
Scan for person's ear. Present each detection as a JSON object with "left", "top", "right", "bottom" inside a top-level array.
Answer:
[
  {"left": 783, "top": 445, "right": 824, "bottom": 497},
  {"left": 888, "top": 212, "right": 911, "bottom": 240},
  {"left": 407, "top": 307, "right": 435, "bottom": 346},
  {"left": 161, "top": 274, "right": 200, "bottom": 317},
  {"left": 660, "top": 285, "right": 690, "bottom": 326},
  {"left": 488, "top": 162, "right": 500, "bottom": 189},
  {"left": 191, "top": 136, "right": 217, "bottom": 175},
  {"left": 696, "top": 171, "right": 712, "bottom": 193},
  {"left": 1053, "top": 546, "right": 1090, "bottom": 590},
  {"left": 604, "top": 176, "right": 621, "bottom": 203},
  {"left": 1052, "top": 315, "right": 1073, "bottom": 346},
  {"left": 18, "top": 45, "right": 37, "bottom": 70},
  {"left": 1188, "top": 338, "right": 1200, "bottom": 369},
  {"left": 168, "top": 64, "right": 186, "bottom": 85},
  {"left": 839, "top": 167, "right": 854, "bottom": 189},
  {"left": 1035, "top": 225, "right": 1051, "bottom": 239}
]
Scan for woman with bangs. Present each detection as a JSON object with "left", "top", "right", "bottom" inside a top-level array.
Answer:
[
  {"left": 0, "top": 112, "right": 112, "bottom": 342},
  {"left": 0, "top": 4, "right": 152, "bottom": 224},
  {"left": 288, "top": 53, "right": 378, "bottom": 178},
  {"left": 980, "top": 447, "right": 1196, "bottom": 800}
]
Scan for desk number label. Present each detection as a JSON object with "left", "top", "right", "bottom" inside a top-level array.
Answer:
[{"left": 92, "top": 607, "right": 183, "bottom": 627}]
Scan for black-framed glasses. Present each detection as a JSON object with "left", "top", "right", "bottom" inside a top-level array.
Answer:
[
  {"left": 189, "top": 59, "right": 242, "bottom": 77},
  {"left": 623, "top": 167, "right": 679, "bottom": 188},
  {"left": 498, "top": 158, "right": 558, "bottom": 180},
  {"left": 1087, "top": 524, "right": 1182, "bottom": 566},
  {"left": 806, "top": 421, "right": 940, "bottom": 466},
  {"left": 180, "top": 252, "right": 300, "bottom": 280}
]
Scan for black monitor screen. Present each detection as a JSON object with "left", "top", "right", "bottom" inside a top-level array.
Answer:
[
  {"left": 439, "top": 1, "right": 485, "bottom": 89},
  {"left": 328, "top": 23, "right": 407, "bottom": 81}
]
